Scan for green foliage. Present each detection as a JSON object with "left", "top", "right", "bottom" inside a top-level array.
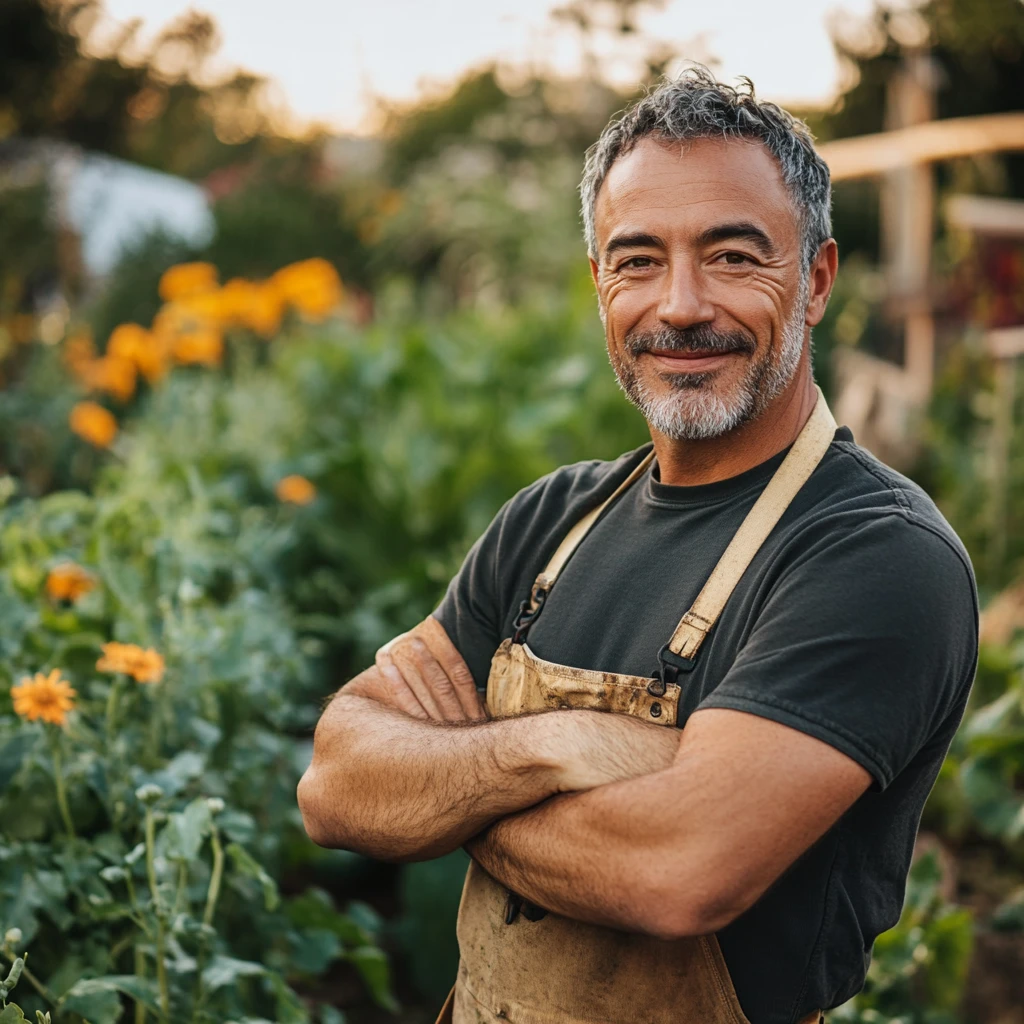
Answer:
[{"left": 0, "top": 403, "right": 394, "bottom": 1020}]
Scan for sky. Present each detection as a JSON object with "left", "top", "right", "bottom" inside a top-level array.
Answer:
[{"left": 97, "top": 0, "right": 883, "bottom": 134}]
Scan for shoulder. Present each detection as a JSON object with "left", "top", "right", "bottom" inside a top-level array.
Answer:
[
  {"left": 775, "top": 434, "right": 978, "bottom": 676},
  {"left": 795, "top": 434, "right": 975, "bottom": 587},
  {"left": 495, "top": 444, "right": 653, "bottom": 542}
]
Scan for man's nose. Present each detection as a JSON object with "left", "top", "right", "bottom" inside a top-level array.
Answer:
[{"left": 656, "top": 260, "right": 715, "bottom": 329}]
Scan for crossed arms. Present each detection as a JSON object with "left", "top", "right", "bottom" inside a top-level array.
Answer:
[{"left": 297, "top": 617, "right": 870, "bottom": 939}]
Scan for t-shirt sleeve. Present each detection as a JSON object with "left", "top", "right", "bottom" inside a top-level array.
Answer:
[
  {"left": 699, "top": 513, "right": 978, "bottom": 790},
  {"left": 432, "top": 501, "right": 511, "bottom": 689}
]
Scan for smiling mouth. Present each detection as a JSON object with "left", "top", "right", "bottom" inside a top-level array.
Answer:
[{"left": 645, "top": 349, "right": 743, "bottom": 373}]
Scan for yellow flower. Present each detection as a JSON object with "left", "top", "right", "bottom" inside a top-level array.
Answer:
[
  {"left": 69, "top": 402, "right": 117, "bottom": 448},
  {"left": 275, "top": 474, "right": 317, "bottom": 506},
  {"left": 172, "top": 328, "right": 223, "bottom": 367},
  {"left": 96, "top": 642, "right": 165, "bottom": 684},
  {"left": 46, "top": 562, "right": 95, "bottom": 603},
  {"left": 272, "top": 259, "right": 343, "bottom": 323},
  {"left": 12, "top": 670, "right": 77, "bottom": 726},
  {"left": 81, "top": 355, "right": 137, "bottom": 402},
  {"left": 158, "top": 262, "right": 219, "bottom": 302}
]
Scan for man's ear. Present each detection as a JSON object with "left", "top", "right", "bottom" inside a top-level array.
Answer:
[
  {"left": 805, "top": 239, "right": 839, "bottom": 328},
  {"left": 589, "top": 257, "right": 606, "bottom": 325}
]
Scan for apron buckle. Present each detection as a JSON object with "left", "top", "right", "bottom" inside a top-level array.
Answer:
[
  {"left": 512, "top": 584, "right": 550, "bottom": 644},
  {"left": 649, "top": 644, "right": 696, "bottom": 696}
]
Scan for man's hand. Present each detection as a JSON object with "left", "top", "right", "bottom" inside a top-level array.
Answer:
[{"left": 374, "top": 616, "right": 485, "bottom": 722}]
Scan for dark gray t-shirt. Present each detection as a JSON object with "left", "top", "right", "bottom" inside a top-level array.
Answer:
[{"left": 435, "top": 428, "right": 978, "bottom": 1024}]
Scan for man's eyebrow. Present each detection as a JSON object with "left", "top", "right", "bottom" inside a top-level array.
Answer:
[
  {"left": 696, "top": 222, "right": 776, "bottom": 256},
  {"left": 602, "top": 232, "right": 666, "bottom": 260}
]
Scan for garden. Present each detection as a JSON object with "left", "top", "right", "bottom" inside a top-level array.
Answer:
[{"left": 0, "top": 0, "right": 1023, "bottom": 1021}]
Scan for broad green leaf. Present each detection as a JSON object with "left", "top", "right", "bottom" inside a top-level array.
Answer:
[
  {"left": 347, "top": 946, "right": 398, "bottom": 1012},
  {"left": 959, "top": 757, "right": 1020, "bottom": 836},
  {"left": 289, "top": 928, "right": 341, "bottom": 974},
  {"left": 0, "top": 1003, "right": 27, "bottom": 1023},
  {"left": 158, "top": 798, "right": 212, "bottom": 862},
  {"left": 63, "top": 975, "right": 160, "bottom": 1024},
  {"left": 201, "top": 955, "right": 266, "bottom": 991},
  {"left": 0, "top": 734, "right": 35, "bottom": 791},
  {"left": 226, "top": 843, "right": 279, "bottom": 911}
]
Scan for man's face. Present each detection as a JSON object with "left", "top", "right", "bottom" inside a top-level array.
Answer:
[{"left": 590, "top": 137, "right": 811, "bottom": 440}]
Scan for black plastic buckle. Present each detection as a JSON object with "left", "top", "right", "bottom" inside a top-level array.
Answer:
[
  {"left": 648, "top": 644, "right": 696, "bottom": 697},
  {"left": 504, "top": 891, "right": 548, "bottom": 924},
  {"left": 511, "top": 585, "right": 549, "bottom": 644}
]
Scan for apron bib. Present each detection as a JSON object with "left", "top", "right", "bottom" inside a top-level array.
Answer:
[{"left": 442, "top": 391, "right": 837, "bottom": 1024}]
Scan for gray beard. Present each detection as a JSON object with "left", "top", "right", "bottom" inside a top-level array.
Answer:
[{"left": 610, "top": 296, "right": 808, "bottom": 441}]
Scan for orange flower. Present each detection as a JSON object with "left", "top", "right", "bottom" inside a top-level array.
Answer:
[
  {"left": 275, "top": 474, "right": 317, "bottom": 505},
  {"left": 226, "top": 279, "right": 285, "bottom": 337},
  {"left": 158, "top": 262, "right": 219, "bottom": 302},
  {"left": 272, "top": 259, "right": 343, "bottom": 323},
  {"left": 172, "top": 328, "right": 223, "bottom": 367},
  {"left": 108, "top": 323, "right": 169, "bottom": 384},
  {"left": 96, "top": 642, "right": 165, "bottom": 684},
  {"left": 12, "top": 670, "right": 77, "bottom": 726},
  {"left": 69, "top": 402, "right": 117, "bottom": 448},
  {"left": 46, "top": 562, "right": 96, "bottom": 603},
  {"left": 175, "top": 290, "right": 230, "bottom": 326},
  {"left": 81, "top": 355, "right": 137, "bottom": 402}
]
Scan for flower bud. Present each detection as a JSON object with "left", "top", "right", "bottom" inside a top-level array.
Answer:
[
  {"left": 135, "top": 783, "right": 163, "bottom": 805},
  {"left": 3, "top": 928, "right": 21, "bottom": 947},
  {"left": 206, "top": 797, "right": 225, "bottom": 815}
]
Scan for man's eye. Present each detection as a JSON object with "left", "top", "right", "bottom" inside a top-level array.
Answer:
[
  {"left": 622, "top": 256, "right": 653, "bottom": 270},
  {"left": 722, "top": 252, "right": 751, "bottom": 265}
]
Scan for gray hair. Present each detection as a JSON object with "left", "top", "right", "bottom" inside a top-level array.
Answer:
[{"left": 580, "top": 66, "right": 832, "bottom": 272}]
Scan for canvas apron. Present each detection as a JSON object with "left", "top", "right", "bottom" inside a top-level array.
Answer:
[{"left": 438, "top": 390, "right": 837, "bottom": 1024}]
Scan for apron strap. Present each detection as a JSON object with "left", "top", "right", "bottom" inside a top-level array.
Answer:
[
  {"left": 662, "top": 387, "right": 837, "bottom": 669},
  {"left": 525, "top": 448, "right": 657, "bottom": 612},
  {"left": 517, "top": 387, "right": 838, "bottom": 665}
]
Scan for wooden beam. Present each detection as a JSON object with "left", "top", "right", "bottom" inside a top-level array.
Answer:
[{"left": 819, "top": 113, "right": 1024, "bottom": 181}]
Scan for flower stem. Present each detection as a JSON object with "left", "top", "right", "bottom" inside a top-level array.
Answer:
[
  {"left": 202, "top": 826, "right": 224, "bottom": 928},
  {"left": 49, "top": 733, "right": 75, "bottom": 839},
  {"left": 144, "top": 806, "right": 170, "bottom": 1024},
  {"left": 134, "top": 945, "right": 147, "bottom": 1024},
  {"left": 173, "top": 861, "right": 187, "bottom": 917},
  {"left": 1, "top": 950, "right": 57, "bottom": 1008},
  {"left": 194, "top": 825, "right": 224, "bottom": 1015},
  {"left": 105, "top": 674, "right": 123, "bottom": 739}
]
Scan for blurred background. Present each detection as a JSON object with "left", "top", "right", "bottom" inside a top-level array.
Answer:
[{"left": 0, "top": 0, "right": 1023, "bottom": 1021}]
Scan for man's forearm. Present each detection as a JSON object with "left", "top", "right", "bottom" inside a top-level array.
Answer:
[
  {"left": 466, "top": 772, "right": 692, "bottom": 937},
  {"left": 298, "top": 692, "right": 566, "bottom": 860},
  {"left": 297, "top": 676, "right": 679, "bottom": 862}
]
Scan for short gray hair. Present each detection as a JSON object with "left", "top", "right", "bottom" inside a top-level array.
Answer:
[{"left": 580, "top": 66, "right": 832, "bottom": 272}]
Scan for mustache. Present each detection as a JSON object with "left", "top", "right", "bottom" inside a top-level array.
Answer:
[{"left": 622, "top": 324, "right": 756, "bottom": 359}]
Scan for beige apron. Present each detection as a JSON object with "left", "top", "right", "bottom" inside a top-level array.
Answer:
[{"left": 440, "top": 391, "right": 837, "bottom": 1024}]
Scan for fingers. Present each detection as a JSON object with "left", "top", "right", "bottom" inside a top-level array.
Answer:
[
  {"left": 375, "top": 618, "right": 487, "bottom": 723},
  {"left": 347, "top": 664, "right": 429, "bottom": 719},
  {"left": 388, "top": 638, "right": 465, "bottom": 722},
  {"left": 413, "top": 618, "right": 487, "bottom": 721}
]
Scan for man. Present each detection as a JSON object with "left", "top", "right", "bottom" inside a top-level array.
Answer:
[{"left": 298, "top": 68, "right": 977, "bottom": 1024}]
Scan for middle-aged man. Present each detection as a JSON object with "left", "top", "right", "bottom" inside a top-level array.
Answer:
[{"left": 298, "top": 68, "right": 978, "bottom": 1024}]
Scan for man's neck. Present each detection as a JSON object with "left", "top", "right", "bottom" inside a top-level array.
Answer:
[{"left": 651, "top": 373, "right": 818, "bottom": 487}]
